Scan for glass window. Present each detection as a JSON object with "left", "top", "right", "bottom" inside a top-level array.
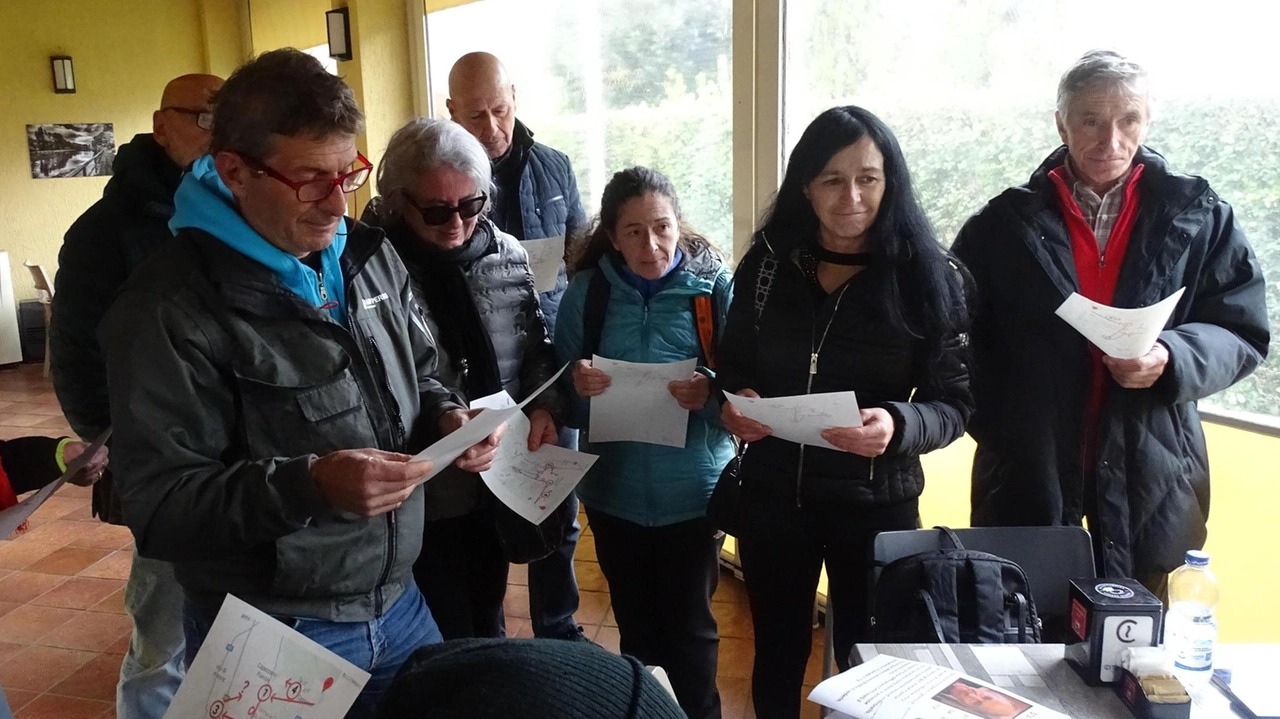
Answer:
[
  {"left": 425, "top": 0, "right": 734, "bottom": 257},
  {"left": 784, "top": 0, "right": 1280, "bottom": 417}
]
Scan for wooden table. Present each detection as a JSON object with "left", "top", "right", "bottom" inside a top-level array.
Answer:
[{"left": 841, "top": 643, "right": 1252, "bottom": 718}]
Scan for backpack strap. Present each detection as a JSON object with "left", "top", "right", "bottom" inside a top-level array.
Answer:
[
  {"left": 691, "top": 295, "right": 717, "bottom": 370},
  {"left": 753, "top": 251, "right": 778, "bottom": 329},
  {"left": 915, "top": 589, "right": 948, "bottom": 642},
  {"left": 580, "top": 270, "right": 611, "bottom": 361},
  {"left": 922, "top": 558, "right": 962, "bottom": 642},
  {"left": 934, "top": 526, "right": 965, "bottom": 550}
]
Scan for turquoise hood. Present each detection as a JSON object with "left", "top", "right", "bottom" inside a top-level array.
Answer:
[{"left": 169, "top": 155, "right": 347, "bottom": 321}]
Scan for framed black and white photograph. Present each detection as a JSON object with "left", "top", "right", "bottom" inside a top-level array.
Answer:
[{"left": 26, "top": 123, "right": 115, "bottom": 179}]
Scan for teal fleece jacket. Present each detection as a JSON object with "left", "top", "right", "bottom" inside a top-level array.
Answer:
[{"left": 554, "top": 249, "right": 735, "bottom": 527}]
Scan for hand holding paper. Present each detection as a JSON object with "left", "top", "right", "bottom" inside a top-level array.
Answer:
[
  {"left": 309, "top": 449, "right": 429, "bottom": 517},
  {"left": 720, "top": 388, "right": 773, "bottom": 442},
  {"left": 820, "top": 407, "right": 895, "bottom": 458},
  {"left": 1054, "top": 288, "right": 1184, "bottom": 360},
  {"left": 589, "top": 356, "right": 696, "bottom": 448},
  {"left": 0, "top": 428, "right": 111, "bottom": 539},
  {"left": 411, "top": 364, "right": 569, "bottom": 483},
  {"left": 723, "top": 390, "right": 862, "bottom": 450}
]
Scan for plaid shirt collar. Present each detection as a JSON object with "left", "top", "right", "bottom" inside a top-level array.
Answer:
[{"left": 1062, "top": 156, "right": 1135, "bottom": 252}]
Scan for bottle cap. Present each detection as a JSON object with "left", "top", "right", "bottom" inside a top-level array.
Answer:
[{"left": 1185, "top": 550, "right": 1209, "bottom": 567}]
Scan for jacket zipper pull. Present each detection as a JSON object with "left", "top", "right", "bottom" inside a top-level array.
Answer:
[
  {"left": 317, "top": 271, "right": 329, "bottom": 302},
  {"left": 809, "top": 352, "right": 819, "bottom": 376}
]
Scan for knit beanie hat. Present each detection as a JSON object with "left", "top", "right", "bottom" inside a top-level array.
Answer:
[{"left": 374, "top": 638, "right": 688, "bottom": 719}]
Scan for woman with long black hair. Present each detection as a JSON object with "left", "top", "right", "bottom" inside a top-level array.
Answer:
[{"left": 717, "top": 106, "right": 974, "bottom": 719}]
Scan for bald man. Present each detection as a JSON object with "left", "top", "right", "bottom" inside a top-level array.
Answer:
[
  {"left": 446, "top": 52, "right": 589, "bottom": 643},
  {"left": 51, "top": 72, "right": 223, "bottom": 719}
]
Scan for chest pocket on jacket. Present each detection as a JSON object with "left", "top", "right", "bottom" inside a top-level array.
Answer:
[
  {"left": 234, "top": 365, "right": 374, "bottom": 460},
  {"left": 536, "top": 194, "right": 568, "bottom": 234}
]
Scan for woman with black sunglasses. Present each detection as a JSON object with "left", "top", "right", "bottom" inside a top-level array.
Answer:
[{"left": 361, "top": 118, "right": 566, "bottom": 640}]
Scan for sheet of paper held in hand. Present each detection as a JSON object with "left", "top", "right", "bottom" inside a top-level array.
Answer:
[
  {"left": 723, "top": 391, "right": 861, "bottom": 450},
  {"left": 411, "top": 363, "right": 569, "bottom": 483},
  {"left": 520, "top": 235, "right": 565, "bottom": 294},
  {"left": 808, "top": 654, "right": 1067, "bottom": 719},
  {"left": 1054, "top": 287, "right": 1185, "bottom": 360},
  {"left": 163, "top": 594, "right": 369, "bottom": 719},
  {"left": 0, "top": 427, "right": 111, "bottom": 539},
  {"left": 589, "top": 356, "right": 697, "bottom": 448},
  {"left": 471, "top": 390, "right": 598, "bottom": 525}
]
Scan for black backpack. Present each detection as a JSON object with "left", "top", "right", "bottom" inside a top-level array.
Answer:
[{"left": 871, "top": 527, "right": 1042, "bottom": 644}]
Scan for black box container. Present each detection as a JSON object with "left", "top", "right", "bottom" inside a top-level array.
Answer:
[
  {"left": 1065, "top": 578, "right": 1164, "bottom": 685},
  {"left": 1116, "top": 668, "right": 1192, "bottom": 719}
]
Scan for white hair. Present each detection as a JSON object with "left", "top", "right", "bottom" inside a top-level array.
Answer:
[
  {"left": 1056, "top": 50, "right": 1150, "bottom": 119},
  {"left": 374, "top": 118, "right": 493, "bottom": 219}
]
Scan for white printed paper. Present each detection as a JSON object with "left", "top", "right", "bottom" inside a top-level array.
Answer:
[
  {"left": 723, "top": 391, "right": 861, "bottom": 450},
  {"left": 412, "top": 363, "right": 569, "bottom": 482},
  {"left": 808, "top": 654, "right": 1067, "bottom": 719},
  {"left": 589, "top": 356, "right": 696, "bottom": 448},
  {"left": 0, "top": 428, "right": 111, "bottom": 539},
  {"left": 164, "top": 594, "right": 369, "bottom": 719},
  {"left": 471, "top": 390, "right": 598, "bottom": 524},
  {"left": 521, "top": 236, "right": 565, "bottom": 294},
  {"left": 1054, "top": 287, "right": 1185, "bottom": 359}
]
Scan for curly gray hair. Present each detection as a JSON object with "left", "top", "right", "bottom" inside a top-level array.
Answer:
[
  {"left": 1056, "top": 50, "right": 1149, "bottom": 119},
  {"left": 374, "top": 118, "right": 493, "bottom": 219}
]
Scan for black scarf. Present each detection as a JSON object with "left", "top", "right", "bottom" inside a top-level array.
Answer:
[{"left": 388, "top": 220, "right": 503, "bottom": 400}]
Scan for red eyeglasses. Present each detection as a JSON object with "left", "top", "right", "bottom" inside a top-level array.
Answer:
[{"left": 240, "top": 152, "right": 374, "bottom": 203}]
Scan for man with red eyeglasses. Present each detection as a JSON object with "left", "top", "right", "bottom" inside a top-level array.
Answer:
[
  {"left": 100, "top": 50, "right": 504, "bottom": 717},
  {"left": 52, "top": 71, "right": 221, "bottom": 719}
]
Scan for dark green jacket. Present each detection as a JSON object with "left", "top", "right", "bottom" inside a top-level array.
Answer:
[
  {"left": 51, "top": 134, "right": 181, "bottom": 524},
  {"left": 102, "top": 222, "right": 462, "bottom": 621}
]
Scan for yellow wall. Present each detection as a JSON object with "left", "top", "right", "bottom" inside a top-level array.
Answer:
[
  {"left": 917, "top": 423, "right": 1280, "bottom": 643},
  {"left": 0, "top": 0, "right": 244, "bottom": 302},
  {"left": 247, "top": 0, "right": 330, "bottom": 52}
]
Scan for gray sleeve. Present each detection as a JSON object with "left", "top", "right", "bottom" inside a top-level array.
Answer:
[{"left": 103, "top": 290, "right": 328, "bottom": 561}]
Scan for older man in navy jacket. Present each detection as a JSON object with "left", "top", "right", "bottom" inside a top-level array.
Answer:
[{"left": 447, "top": 51, "right": 589, "bottom": 642}]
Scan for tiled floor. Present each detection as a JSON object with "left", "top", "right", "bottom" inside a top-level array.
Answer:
[{"left": 0, "top": 362, "right": 827, "bottom": 718}]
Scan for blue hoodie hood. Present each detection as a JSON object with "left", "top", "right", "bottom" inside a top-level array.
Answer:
[{"left": 170, "top": 155, "right": 347, "bottom": 321}]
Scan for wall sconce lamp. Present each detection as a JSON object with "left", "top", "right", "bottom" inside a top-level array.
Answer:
[
  {"left": 51, "top": 56, "right": 75, "bottom": 94},
  {"left": 326, "top": 8, "right": 353, "bottom": 61}
]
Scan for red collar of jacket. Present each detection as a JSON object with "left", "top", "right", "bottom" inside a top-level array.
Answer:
[{"left": 1047, "top": 163, "right": 1146, "bottom": 475}]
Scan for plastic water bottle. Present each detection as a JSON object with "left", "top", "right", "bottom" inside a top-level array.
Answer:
[{"left": 1165, "top": 550, "right": 1219, "bottom": 686}]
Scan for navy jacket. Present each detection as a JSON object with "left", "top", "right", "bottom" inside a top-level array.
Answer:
[
  {"left": 953, "top": 146, "right": 1269, "bottom": 582},
  {"left": 491, "top": 120, "right": 587, "bottom": 332}
]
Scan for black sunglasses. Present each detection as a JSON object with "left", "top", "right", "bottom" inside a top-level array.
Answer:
[{"left": 407, "top": 194, "right": 488, "bottom": 226}]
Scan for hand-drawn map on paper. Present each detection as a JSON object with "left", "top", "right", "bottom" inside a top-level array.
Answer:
[{"left": 163, "top": 595, "right": 369, "bottom": 719}]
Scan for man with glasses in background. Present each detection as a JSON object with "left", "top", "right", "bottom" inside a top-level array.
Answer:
[
  {"left": 99, "top": 50, "right": 504, "bottom": 717},
  {"left": 51, "top": 71, "right": 222, "bottom": 719}
]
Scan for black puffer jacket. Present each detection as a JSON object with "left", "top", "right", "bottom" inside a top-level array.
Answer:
[
  {"left": 953, "top": 146, "right": 1269, "bottom": 581},
  {"left": 51, "top": 134, "right": 181, "bottom": 524},
  {"left": 717, "top": 238, "right": 973, "bottom": 508}
]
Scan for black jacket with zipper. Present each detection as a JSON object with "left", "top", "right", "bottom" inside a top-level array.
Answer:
[
  {"left": 102, "top": 221, "right": 463, "bottom": 621},
  {"left": 51, "top": 133, "right": 182, "bottom": 525},
  {"left": 953, "top": 146, "right": 1269, "bottom": 581},
  {"left": 717, "top": 239, "right": 973, "bottom": 508}
]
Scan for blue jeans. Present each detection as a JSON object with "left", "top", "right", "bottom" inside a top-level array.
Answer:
[
  {"left": 183, "top": 585, "right": 442, "bottom": 718},
  {"left": 526, "top": 427, "right": 583, "bottom": 639},
  {"left": 119, "top": 550, "right": 185, "bottom": 719}
]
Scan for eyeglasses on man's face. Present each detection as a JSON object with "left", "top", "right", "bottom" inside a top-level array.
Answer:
[
  {"left": 161, "top": 106, "right": 214, "bottom": 131},
  {"left": 239, "top": 152, "right": 374, "bottom": 203}
]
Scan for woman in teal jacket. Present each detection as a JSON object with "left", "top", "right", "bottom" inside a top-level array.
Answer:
[{"left": 555, "top": 167, "right": 734, "bottom": 719}]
